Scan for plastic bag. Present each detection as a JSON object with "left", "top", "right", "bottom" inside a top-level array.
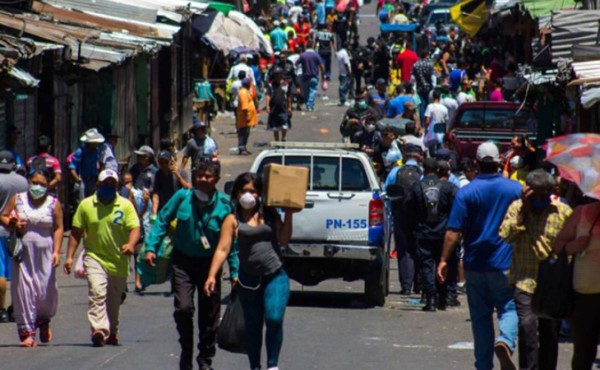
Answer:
[
  {"left": 217, "top": 289, "right": 247, "bottom": 354},
  {"left": 74, "top": 250, "right": 86, "bottom": 279},
  {"left": 321, "top": 80, "right": 328, "bottom": 91},
  {"left": 136, "top": 236, "right": 174, "bottom": 288}
]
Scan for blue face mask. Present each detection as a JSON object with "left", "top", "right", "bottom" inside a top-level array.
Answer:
[
  {"left": 530, "top": 196, "right": 551, "bottom": 211},
  {"left": 358, "top": 101, "right": 368, "bottom": 109},
  {"left": 97, "top": 184, "right": 117, "bottom": 202}
]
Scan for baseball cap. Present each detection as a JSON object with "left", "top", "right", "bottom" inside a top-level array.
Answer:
[
  {"left": 435, "top": 148, "right": 451, "bottom": 160},
  {"left": 80, "top": 128, "right": 105, "bottom": 143},
  {"left": 98, "top": 169, "right": 119, "bottom": 182},
  {"left": 376, "top": 78, "right": 386, "bottom": 85},
  {"left": 134, "top": 145, "right": 155, "bottom": 157},
  {"left": 158, "top": 150, "right": 173, "bottom": 161},
  {"left": 476, "top": 141, "right": 500, "bottom": 163},
  {"left": 273, "top": 20, "right": 281, "bottom": 27},
  {"left": 0, "top": 150, "right": 15, "bottom": 170},
  {"left": 405, "top": 144, "right": 423, "bottom": 156}
]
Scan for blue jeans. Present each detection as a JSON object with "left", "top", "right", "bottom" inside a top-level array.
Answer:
[
  {"left": 319, "top": 52, "right": 332, "bottom": 79},
  {"left": 339, "top": 75, "right": 351, "bottom": 104},
  {"left": 465, "top": 270, "right": 518, "bottom": 370},
  {"left": 301, "top": 76, "right": 319, "bottom": 110},
  {"left": 238, "top": 268, "right": 290, "bottom": 369}
]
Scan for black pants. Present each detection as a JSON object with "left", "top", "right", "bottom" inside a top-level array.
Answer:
[
  {"left": 237, "top": 126, "right": 250, "bottom": 152},
  {"left": 514, "top": 288, "right": 559, "bottom": 370},
  {"left": 415, "top": 238, "right": 446, "bottom": 299},
  {"left": 353, "top": 70, "right": 364, "bottom": 95},
  {"left": 172, "top": 251, "right": 221, "bottom": 370},
  {"left": 571, "top": 292, "right": 600, "bottom": 370}
]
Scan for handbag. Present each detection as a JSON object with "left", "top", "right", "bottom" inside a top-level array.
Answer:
[
  {"left": 7, "top": 232, "right": 23, "bottom": 263},
  {"left": 217, "top": 288, "right": 247, "bottom": 354},
  {"left": 532, "top": 210, "right": 600, "bottom": 320}
]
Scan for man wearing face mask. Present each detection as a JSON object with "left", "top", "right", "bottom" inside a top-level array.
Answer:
[
  {"left": 499, "top": 169, "right": 572, "bottom": 370},
  {"left": 352, "top": 115, "right": 382, "bottom": 157},
  {"left": 143, "top": 159, "right": 239, "bottom": 370},
  {"left": 339, "top": 88, "right": 380, "bottom": 142},
  {"left": 64, "top": 169, "right": 140, "bottom": 347}
]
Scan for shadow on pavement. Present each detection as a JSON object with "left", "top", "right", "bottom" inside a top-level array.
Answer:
[{"left": 287, "top": 291, "right": 374, "bottom": 309}]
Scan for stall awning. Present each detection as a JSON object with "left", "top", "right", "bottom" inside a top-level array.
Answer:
[
  {"left": 523, "top": 0, "right": 576, "bottom": 19},
  {"left": 569, "top": 60, "right": 600, "bottom": 86},
  {"left": 551, "top": 10, "right": 600, "bottom": 64}
]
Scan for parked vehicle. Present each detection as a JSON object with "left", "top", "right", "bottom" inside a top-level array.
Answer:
[
  {"left": 239, "top": 143, "right": 392, "bottom": 306},
  {"left": 450, "top": 102, "right": 537, "bottom": 159}
]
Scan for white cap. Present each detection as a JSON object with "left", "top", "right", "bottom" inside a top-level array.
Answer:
[
  {"left": 98, "top": 169, "right": 119, "bottom": 182},
  {"left": 80, "top": 128, "right": 105, "bottom": 143},
  {"left": 509, "top": 155, "right": 524, "bottom": 169},
  {"left": 134, "top": 145, "right": 155, "bottom": 157},
  {"left": 273, "top": 20, "right": 281, "bottom": 27},
  {"left": 476, "top": 141, "right": 500, "bottom": 163}
]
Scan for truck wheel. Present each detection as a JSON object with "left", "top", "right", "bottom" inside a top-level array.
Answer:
[{"left": 364, "top": 257, "right": 388, "bottom": 306}]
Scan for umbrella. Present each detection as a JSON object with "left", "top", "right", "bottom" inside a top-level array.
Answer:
[
  {"left": 336, "top": 0, "right": 350, "bottom": 12},
  {"left": 228, "top": 10, "right": 273, "bottom": 56},
  {"left": 545, "top": 133, "right": 600, "bottom": 200}
]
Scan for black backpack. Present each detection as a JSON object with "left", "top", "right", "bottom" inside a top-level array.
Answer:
[
  {"left": 393, "top": 164, "right": 422, "bottom": 201},
  {"left": 420, "top": 179, "right": 444, "bottom": 225}
]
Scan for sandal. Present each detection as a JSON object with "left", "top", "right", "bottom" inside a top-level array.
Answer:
[{"left": 20, "top": 336, "right": 37, "bottom": 347}]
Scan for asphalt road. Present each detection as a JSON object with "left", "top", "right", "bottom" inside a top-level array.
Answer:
[{"left": 0, "top": 2, "right": 586, "bottom": 369}]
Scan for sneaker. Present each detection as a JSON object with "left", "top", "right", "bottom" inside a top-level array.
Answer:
[
  {"left": 39, "top": 322, "right": 52, "bottom": 343},
  {"left": 494, "top": 341, "right": 516, "bottom": 370},
  {"left": 0, "top": 309, "right": 8, "bottom": 323},
  {"left": 91, "top": 331, "right": 105, "bottom": 347},
  {"left": 19, "top": 336, "right": 37, "bottom": 348},
  {"left": 106, "top": 333, "right": 119, "bottom": 346}
]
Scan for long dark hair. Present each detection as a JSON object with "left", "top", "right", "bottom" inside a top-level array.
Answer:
[{"left": 231, "top": 172, "right": 277, "bottom": 224}]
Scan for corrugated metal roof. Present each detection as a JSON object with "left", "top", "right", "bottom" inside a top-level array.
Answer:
[
  {"left": 44, "top": 0, "right": 158, "bottom": 24},
  {"left": 7, "top": 67, "right": 40, "bottom": 87},
  {"left": 551, "top": 10, "right": 600, "bottom": 64},
  {"left": 572, "top": 60, "right": 600, "bottom": 80},
  {"left": 492, "top": 0, "right": 518, "bottom": 11}
]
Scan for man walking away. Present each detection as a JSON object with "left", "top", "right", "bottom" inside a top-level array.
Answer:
[
  {"left": 236, "top": 78, "right": 258, "bottom": 155},
  {"left": 297, "top": 47, "right": 325, "bottom": 111},
  {"left": 336, "top": 41, "right": 352, "bottom": 106},
  {"left": 315, "top": 23, "right": 336, "bottom": 81},
  {"left": 438, "top": 141, "right": 521, "bottom": 370},
  {"left": 144, "top": 160, "right": 239, "bottom": 370},
  {"left": 499, "top": 169, "right": 572, "bottom": 370},
  {"left": 64, "top": 169, "right": 140, "bottom": 347},
  {"left": 0, "top": 151, "right": 28, "bottom": 323},
  {"left": 180, "top": 120, "right": 218, "bottom": 170},
  {"left": 406, "top": 158, "right": 457, "bottom": 311}
]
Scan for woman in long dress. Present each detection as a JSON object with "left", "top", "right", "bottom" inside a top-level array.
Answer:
[{"left": 0, "top": 170, "right": 64, "bottom": 347}]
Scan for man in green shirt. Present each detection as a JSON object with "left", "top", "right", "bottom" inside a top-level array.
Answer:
[
  {"left": 144, "top": 159, "right": 238, "bottom": 370},
  {"left": 64, "top": 169, "right": 140, "bottom": 347}
]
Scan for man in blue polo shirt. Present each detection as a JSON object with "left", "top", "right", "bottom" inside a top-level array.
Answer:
[{"left": 437, "top": 141, "right": 521, "bottom": 370}]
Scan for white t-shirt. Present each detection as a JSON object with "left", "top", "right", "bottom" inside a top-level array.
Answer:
[
  {"left": 228, "top": 63, "right": 255, "bottom": 85},
  {"left": 457, "top": 91, "right": 476, "bottom": 105},
  {"left": 289, "top": 6, "right": 303, "bottom": 24},
  {"left": 424, "top": 102, "right": 449, "bottom": 124},
  {"left": 230, "top": 80, "right": 243, "bottom": 107},
  {"left": 336, "top": 48, "right": 352, "bottom": 76},
  {"left": 401, "top": 134, "right": 426, "bottom": 152},
  {"left": 441, "top": 96, "right": 459, "bottom": 123}
]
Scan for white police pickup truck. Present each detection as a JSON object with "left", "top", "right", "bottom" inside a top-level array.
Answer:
[{"left": 248, "top": 142, "right": 392, "bottom": 306}]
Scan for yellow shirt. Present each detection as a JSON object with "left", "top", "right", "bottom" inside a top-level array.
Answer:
[
  {"left": 236, "top": 87, "right": 257, "bottom": 128},
  {"left": 73, "top": 194, "right": 140, "bottom": 277},
  {"left": 510, "top": 169, "right": 528, "bottom": 186},
  {"left": 499, "top": 198, "right": 573, "bottom": 293}
]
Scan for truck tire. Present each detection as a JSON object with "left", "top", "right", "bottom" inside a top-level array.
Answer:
[{"left": 364, "top": 256, "right": 389, "bottom": 306}]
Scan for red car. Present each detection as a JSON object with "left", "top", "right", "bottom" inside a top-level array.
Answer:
[{"left": 449, "top": 102, "right": 537, "bottom": 159}]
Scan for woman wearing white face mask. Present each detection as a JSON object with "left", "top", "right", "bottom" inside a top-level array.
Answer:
[
  {"left": 204, "top": 172, "right": 296, "bottom": 370},
  {"left": 0, "top": 169, "right": 63, "bottom": 347}
]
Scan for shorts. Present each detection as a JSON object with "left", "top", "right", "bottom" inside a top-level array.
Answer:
[
  {"left": 268, "top": 112, "right": 290, "bottom": 132},
  {"left": 0, "top": 237, "right": 11, "bottom": 279}
]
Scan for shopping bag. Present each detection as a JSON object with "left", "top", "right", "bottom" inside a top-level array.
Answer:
[
  {"left": 136, "top": 236, "right": 174, "bottom": 288},
  {"left": 74, "top": 250, "right": 86, "bottom": 279},
  {"left": 8, "top": 233, "right": 23, "bottom": 263},
  {"left": 532, "top": 248, "right": 574, "bottom": 320},
  {"left": 321, "top": 80, "right": 328, "bottom": 91},
  {"left": 217, "top": 289, "right": 247, "bottom": 354}
]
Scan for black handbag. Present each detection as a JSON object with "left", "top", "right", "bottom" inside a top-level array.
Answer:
[
  {"left": 217, "top": 289, "right": 247, "bottom": 354},
  {"left": 532, "top": 247, "right": 574, "bottom": 320},
  {"left": 532, "top": 211, "right": 600, "bottom": 320}
]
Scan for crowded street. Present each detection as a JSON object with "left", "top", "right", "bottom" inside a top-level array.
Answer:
[{"left": 0, "top": 0, "right": 599, "bottom": 369}]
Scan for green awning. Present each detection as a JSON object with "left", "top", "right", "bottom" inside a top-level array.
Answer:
[
  {"left": 207, "top": 1, "right": 235, "bottom": 15},
  {"left": 521, "top": 0, "right": 577, "bottom": 18}
]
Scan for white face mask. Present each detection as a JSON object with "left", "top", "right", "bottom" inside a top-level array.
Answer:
[
  {"left": 29, "top": 184, "right": 47, "bottom": 200},
  {"left": 366, "top": 124, "right": 376, "bottom": 133},
  {"left": 239, "top": 192, "right": 257, "bottom": 210}
]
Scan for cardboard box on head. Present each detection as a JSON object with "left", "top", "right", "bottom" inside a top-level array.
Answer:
[{"left": 264, "top": 164, "right": 309, "bottom": 209}]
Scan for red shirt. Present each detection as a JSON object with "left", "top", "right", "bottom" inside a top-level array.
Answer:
[
  {"left": 395, "top": 49, "right": 419, "bottom": 82},
  {"left": 27, "top": 152, "right": 62, "bottom": 174}
]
